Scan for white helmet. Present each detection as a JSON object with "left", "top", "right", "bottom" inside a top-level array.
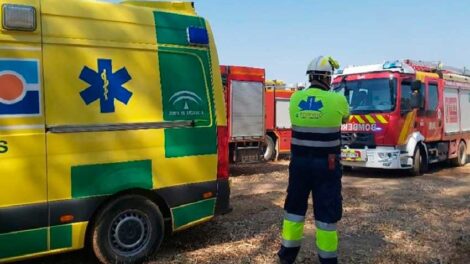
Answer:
[{"left": 306, "top": 56, "right": 340, "bottom": 76}]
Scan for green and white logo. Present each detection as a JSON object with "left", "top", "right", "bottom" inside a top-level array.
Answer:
[{"left": 167, "top": 90, "right": 207, "bottom": 118}]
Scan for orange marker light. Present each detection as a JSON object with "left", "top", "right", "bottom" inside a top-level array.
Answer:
[
  {"left": 202, "top": 192, "right": 213, "bottom": 199},
  {"left": 60, "top": 214, "right": 75, "bottom": 223}
]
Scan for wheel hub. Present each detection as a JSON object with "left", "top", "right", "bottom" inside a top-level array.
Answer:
[{"left": 110, "top": 210, "right": 150, "bottom": 256}]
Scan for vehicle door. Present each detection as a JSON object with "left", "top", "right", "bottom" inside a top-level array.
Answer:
[
  {"left": 0, "top": 1, "right": 48, "bottom": 260},
  {"left": 423, "top": 77, "right": 442, "bottom": 141}
]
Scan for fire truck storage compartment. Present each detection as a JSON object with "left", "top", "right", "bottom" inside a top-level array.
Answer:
[
  {"left": 231, "top": 80, "right": 265, "bottom": 139},
  {"left": 443, "top": 83, "right": 470, "bottom": 135},
  {"left": 459, "top": 89, "right": 470, "bottom": 132},
  {"left": 275, "top": 99, "right": 291, "bottom": 129}
]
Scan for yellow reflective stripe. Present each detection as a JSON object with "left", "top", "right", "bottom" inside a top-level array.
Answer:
[
  {"left": 282, "top": 219, "right": 305, "bottom": 241},
  {"left": 365, "top": 115, "right": 376, "bottom": 124},
  {"left": 398, "top": 111, "right": 416, "bottom": 144},
  {"left": 354, "top": 115, "right": 365, "bottom": 124},
  {"left": 375, "top": 114, "right": 388, "bottom": 124},
  {"left": 349, "top": 116, "right": 354, "bottom": 122},
  {"left": 316, "top": 228, "right": 338, "bottom": 252}
]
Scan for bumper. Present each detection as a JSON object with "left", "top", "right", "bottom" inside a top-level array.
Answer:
[
  {"left": 215, "top": 178, "right": 232, "bottom": 215},
  {"left": 341, "top": 147, "right": 413, "bottom": 169}
]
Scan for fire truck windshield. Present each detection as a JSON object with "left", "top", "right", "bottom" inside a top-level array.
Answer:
[{"left": 334, "top": 78, "right": 396, "bottom": 114}]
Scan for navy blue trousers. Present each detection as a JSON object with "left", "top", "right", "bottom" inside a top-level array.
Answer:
[{"left": 278, "top": 154, "right": 343, "bottom": 264}]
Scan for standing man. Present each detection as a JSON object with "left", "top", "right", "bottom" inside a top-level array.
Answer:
[{"left": 278, "top": 56, "right": 349, "bottom": 264}]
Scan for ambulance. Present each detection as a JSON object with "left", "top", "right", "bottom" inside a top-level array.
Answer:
[{"left": 0, "top": 0, "right": 229, "bottom": 263}]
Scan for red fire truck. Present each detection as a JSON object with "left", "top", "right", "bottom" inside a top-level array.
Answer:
[
  {"left": 220, "top": 65, "right": 295, "bottom": 163},
  {"left": 333, "top": 60, "right": 470, "bottom": 175},
  {"left": 265, "top": 81, "right": 295, "bottom": 161}
]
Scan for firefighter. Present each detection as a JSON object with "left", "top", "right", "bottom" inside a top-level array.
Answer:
[{"left": 278, "top": 56, "right": 349, "bottom": 264}]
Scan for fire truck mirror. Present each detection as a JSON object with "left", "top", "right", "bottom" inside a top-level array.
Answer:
[
  {"left": 410, "top": 90, "right": 423, "bottom": 109},
  {"left": 410, "top": 80, "right": 424, "bottom": 109}
]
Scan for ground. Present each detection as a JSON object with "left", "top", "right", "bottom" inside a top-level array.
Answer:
[{"left": 24, "top": 161, "right": 470, "bottom": 264}]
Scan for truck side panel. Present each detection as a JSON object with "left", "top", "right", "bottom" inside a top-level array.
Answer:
[
  {"left": 230, "top": 81, "right": 264, "bottom": 139},
  {"left": 443, "top": 87, "right": 461, "bottom": 134},
  {"left": 459, "top": 89, "right": 470, "bottom": 132}
]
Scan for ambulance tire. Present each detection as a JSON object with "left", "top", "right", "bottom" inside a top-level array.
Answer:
[
  {"left": 451, "top": 141, "right": 467, "bottom": 167},
  {"left": 262, "top": 136, "right": 276, "bottom": 161},
  {"left": 91, "top": 195, "right": 164, "bottom": 264},
  {"left": 411, "top": 145, "right": 428, "bottom": 176}
]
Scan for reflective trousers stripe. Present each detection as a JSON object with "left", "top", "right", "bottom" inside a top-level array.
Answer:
[
  {"left": 285, "top": 211, "right": 305, "bottom": 223},
  {"left": 316, "top": 227, "right": 338, "bottom": 254},
  {"left": 281, "top": 239, "right": 302, "bottom": 248},
  {"left": 315, "top": 221, "right": 337, "bottom": 231},
  {"left": 317, "top": 248, "right": 338, "bottom": 259},
  {"left": 291, "top": 138, "right": 340, "bottom": 147},
  {"left": 282, "top": 219, "right": 305, "bottom": 241},
  {"left": 281, "top": 212, "right": 305, "bottom": 248}
]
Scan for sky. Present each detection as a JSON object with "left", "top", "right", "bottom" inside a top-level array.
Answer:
[{"left": 105, "top": 0, "right": 470, "bottom": 84}]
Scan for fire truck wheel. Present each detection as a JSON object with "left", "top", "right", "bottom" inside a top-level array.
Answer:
[
  {"left": 262, "top": 136, "right": 276, "bottom": 161},
  {"left": 451, "top": 141, "right": 467, "bottom": 167},
  {"left": 91, "top": 195, "right": 164, "bottom": 264},
  {"left": 411, "top": 145, "right": 428, "bottom": 176}
]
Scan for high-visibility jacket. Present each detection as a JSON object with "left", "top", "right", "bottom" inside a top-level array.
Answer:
[{"left": 289, "top": 86, "right": 349, "bottom": 157}]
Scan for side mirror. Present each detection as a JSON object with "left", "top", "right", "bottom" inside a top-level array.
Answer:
[
  {"left": 410, "top": 80, "right": 424, "bottom": 109},
  {"left": 410, "top": 92, "right": 421, "bottom": 109},
  {"left": 412, "top": 80, "right": 421, "bottom": 91}
]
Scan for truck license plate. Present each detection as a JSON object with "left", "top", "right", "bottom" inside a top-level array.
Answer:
[{"left": 341, "top": 149, "right": 365, "bottom": 162}]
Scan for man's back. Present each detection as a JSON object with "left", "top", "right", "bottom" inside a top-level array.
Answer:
[{"left": 290, "top": 87, "right": 349, "bottom": 129}]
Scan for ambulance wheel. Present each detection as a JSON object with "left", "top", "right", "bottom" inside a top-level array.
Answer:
[
  {"left": 451, "top": 141, "right": 467, "bottom": 167},
  {"left": 91, "top": 195, "right": 164, "bottom": 264},
  {"left": 411, "top": 145, "right": 428, "bottom": 176},
  {"left": 262, "top": 136, "right": 276, "bottom": 161}
]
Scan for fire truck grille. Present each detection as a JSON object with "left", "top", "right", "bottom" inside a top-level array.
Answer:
[{"left": 341, "top": 133, "right": 375, "bottom": 148}]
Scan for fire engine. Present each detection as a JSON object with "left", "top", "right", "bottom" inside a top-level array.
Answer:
[
  {"left": 333, "top": 60, "right": 470, "bottom": 175},
  {"left": 220, "top": 66, "right": 295, "bottom": 163}
]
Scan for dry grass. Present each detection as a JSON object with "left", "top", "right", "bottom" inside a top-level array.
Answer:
[{"left": 25, "top": 161, "right": 470, "bottom": 264}]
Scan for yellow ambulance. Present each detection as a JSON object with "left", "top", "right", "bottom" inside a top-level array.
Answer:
[{"left": 0, "top": 0, "right": 230, "bottom": 262}]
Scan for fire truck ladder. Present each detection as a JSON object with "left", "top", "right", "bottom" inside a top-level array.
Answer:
[{"left": 405, "top": 59, "right": 470, "bottom": 77}]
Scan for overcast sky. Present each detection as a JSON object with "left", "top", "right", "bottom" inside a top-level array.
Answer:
[{"left": 103, "top": 0, "right": 470, "bottom": 84}]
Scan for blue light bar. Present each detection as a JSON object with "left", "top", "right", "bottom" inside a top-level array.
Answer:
[
  {"left": 187, "top": 27, "right": 209, "bottom": 46},
  {"left": 383, "top": 60, "right": 402, "bottom": 69}
]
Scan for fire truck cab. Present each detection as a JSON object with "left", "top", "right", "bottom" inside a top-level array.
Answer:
[{"left": 334, "top": 60, "right": 470, "bottom": 175}]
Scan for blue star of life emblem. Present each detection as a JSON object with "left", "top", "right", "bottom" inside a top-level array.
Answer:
[
  {"left": 298, "top": 96, "right": 323, "bottom": 111},
  {"left": 79, "top": 59, "right": 133, "bottom": 113}
]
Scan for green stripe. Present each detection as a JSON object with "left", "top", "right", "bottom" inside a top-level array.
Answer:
[
  {"left": 0, "top": 228, "right": 47, "bottom": 259},
  {"left": 50, "top": 224, "right": 72, "bottom": 250},
  {"left": 165, "top": 127, "right": 217, "bottom": 157},
  {"left": 282, "top": 219, "right": 305, "bottom": 241},
  {"left": 172, "top": 198, "right": 215, "bottom": 229},
  {"left": 316, "top": 229, "right": 338, "bottom": 252},
  {"left": 154, "top": 11, "right": 206, "bottom": 45},
  {"left": 71, "top": 160, "right": 153, "bottom": 198}
]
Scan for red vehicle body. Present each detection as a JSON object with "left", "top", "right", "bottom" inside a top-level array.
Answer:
[
  {"left": 333, "top": 60, "right": 470, "bottom": 174},
  {"left": 220, "top": 65, "right": 295, "bottom": 163},
  {"left": 265, "top": 87, "right": 294, "bottom": 160}
]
